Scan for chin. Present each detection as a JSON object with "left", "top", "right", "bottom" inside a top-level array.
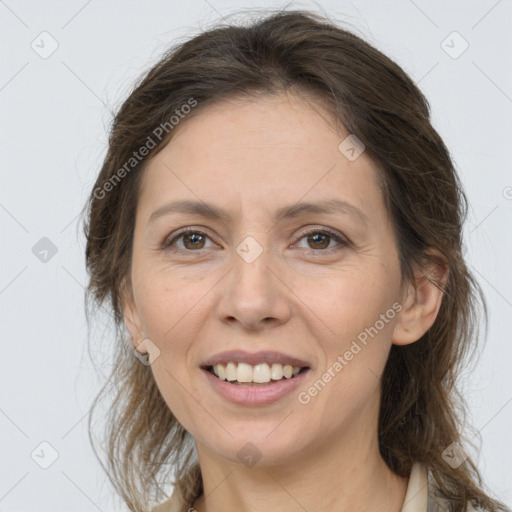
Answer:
[{"left": 198, "top": 427, "right": 311, "bottom": 468}]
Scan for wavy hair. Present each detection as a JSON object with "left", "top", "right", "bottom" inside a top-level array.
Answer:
[{"left": 83, "top": 9, "right": 508, "bottom": 512}]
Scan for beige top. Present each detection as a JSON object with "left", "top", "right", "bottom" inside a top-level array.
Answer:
[{"left": 151, "top": 463, "right": 480, "bottom": 512}]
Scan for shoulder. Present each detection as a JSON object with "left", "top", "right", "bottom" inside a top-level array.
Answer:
[
  {"left": 150, "top": 486, "right": 187, "bottom": 512},
  {"left": 466, "top": 505, "right": 512, "bottom": 512},
  {"left": 425, "top": 466, "right": 510, "bottom": 512},
  {"left": 150, "top": 501, "right": 172, "bottom": 512}
]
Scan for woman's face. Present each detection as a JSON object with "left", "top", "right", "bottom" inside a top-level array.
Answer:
[{"left": 123, "top": 92, "right": 407, "bottom": 467}]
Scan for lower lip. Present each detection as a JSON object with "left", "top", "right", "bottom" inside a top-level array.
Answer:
[{"left": 202, "top": 368, "right": 311, "bottom": 406}]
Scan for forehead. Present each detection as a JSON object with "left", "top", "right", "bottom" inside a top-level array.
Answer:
[
  {"left": 158, "top": 92, "right": 342, "bottom": 161},
  {"left": 137, "top": 92, "right": 385, "bottom": 225}
]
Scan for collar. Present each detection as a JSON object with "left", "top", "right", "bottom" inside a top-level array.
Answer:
[{"left": 401, "top": 462, "right": 429, "bottom": 512}]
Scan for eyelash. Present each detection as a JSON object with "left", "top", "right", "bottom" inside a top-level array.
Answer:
[{"left": 162, "top": 227, "right": 349, "bottom": 255}]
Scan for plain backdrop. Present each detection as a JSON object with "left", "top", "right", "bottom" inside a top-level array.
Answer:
[{"left": 1, "top": 0, "right": 511, "bottom": 510}]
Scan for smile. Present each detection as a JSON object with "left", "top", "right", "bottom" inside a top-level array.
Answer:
[
  {"left": 207, "top": 362, "right": 307, "bottom": 385},
  {"left": 200, "top": 349, "right": 312, "bottom": 405}
]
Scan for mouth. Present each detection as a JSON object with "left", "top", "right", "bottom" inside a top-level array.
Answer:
[
  {"left": 200, "top": 356, "right": 312, "bottom": 406},
  {"left": 203, "top": 362, "right": 310, "bottom": 386},
  {"left": 199, "top": 350, "right": 312, "bottom": 405}
]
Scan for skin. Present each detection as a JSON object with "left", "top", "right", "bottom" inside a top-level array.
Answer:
[{"left": 122, "top": 90, "right": 448, "bottom": 512}]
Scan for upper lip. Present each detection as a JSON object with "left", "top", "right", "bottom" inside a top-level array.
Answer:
[{"left": 201, "top": 350, "right": 311, "bottom": 369}]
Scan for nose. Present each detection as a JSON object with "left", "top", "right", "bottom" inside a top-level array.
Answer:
[{"left": 215, "top": 243, "right": 292, "bottom": 331}]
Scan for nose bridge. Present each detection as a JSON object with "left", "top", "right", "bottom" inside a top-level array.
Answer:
[
  {"left": 232, "top": 233, "right": 274, "bottom": 299},
  {"left": 216, "top": 231, "right": 291, "bottom": 328}
]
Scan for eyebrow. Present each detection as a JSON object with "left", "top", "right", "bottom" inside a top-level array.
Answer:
[{"left": 148, "top": 198, "right": 370, "bottom": 227}]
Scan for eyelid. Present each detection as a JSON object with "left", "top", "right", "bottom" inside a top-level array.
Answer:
[
  {"left": 162, "top": 226, "right": 213, "bottom": 249},
  {"left": 292, "top": 226, "right": 350, "bottom": 251},
  {"left": 162, "top": 225, "right": 350, "bottom": 252}
]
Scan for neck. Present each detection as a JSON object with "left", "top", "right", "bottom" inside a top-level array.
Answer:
[{"left": 191, "top": 405, "right": 408, "bottom": 512}]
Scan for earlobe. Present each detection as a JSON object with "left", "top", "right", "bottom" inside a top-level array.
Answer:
[
  {"left": 392, "top": 250, "right": 449, "bottom": 346},
  {"left": 119, "top": 276, "right": 145, "bottom": 352}
]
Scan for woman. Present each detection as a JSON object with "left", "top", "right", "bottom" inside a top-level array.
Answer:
[{"left": 83, "top": 9, "right": 510, "bottom": 512}]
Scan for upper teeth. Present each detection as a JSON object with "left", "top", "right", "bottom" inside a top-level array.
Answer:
[{"left": 212, "top": 362, "right": 302, "bottom": 383}]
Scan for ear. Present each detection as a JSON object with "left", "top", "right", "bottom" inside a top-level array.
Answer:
[
  {"left": 392, "top": 249, "right": 449, "bottom": 346},
  {"left": 120, "top": 276, "right": 148, "bottom": 354}
]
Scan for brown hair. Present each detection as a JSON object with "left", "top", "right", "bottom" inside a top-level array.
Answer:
[{"left": 83, "top": 9, "right": 508, "bottom": 512}]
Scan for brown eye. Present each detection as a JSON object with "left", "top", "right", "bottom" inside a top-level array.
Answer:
[
  {"left": 295, "top": 228, "right": 348, "bottom": 252},
  {"left": 163, "top": 229, "right": 213, "bottom": 251},
  {"left": 306, "top": 232, "right": 330, "bottom": 250},
  {"left": 182, "top": 232, "right": 206, "bottom": 250},
  {"left": 163, "top": 227, "right": 348, "bottom": 254}
]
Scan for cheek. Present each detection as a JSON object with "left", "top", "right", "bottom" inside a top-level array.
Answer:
[
  {"left": 133, "top": 273, "right": 206, "bottom": 429},
  {"left": 306, "top": 266, "right": 400, "bottom": 406},
  {"left": 134, "top": 267, "right": 203, "bottom": 343},
  {"left": 307, "top": 290, "right": 398, "bottom": 429},
  {"left": 295, "top": 264, "right": 400, "bottom": 345}
]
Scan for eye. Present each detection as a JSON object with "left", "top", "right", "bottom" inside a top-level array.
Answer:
[
  {"left": 294, "top": 228, "right": 348, "bottom": 253},
  {"left": 163, "top": 228, "right": 215, "bottom": 251},
  {"left": 162, "top": 227, "right": 349, "bottom": 253}
]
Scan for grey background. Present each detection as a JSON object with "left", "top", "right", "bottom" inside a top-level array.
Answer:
[{"left": 1, "top": 0, "right": 511, "bottom": 510}]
